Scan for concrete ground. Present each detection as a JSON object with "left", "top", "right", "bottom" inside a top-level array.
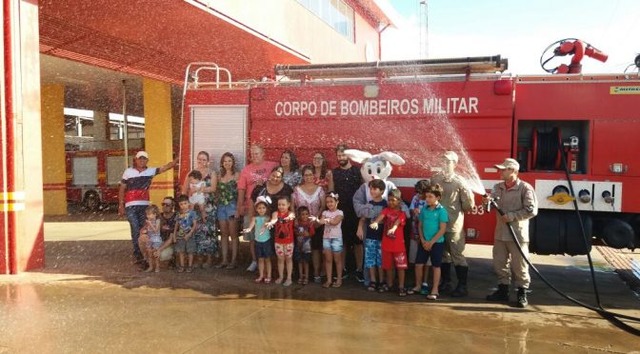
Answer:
[{"left": 0, "top": 218, "right": 639, "bottom": 353}]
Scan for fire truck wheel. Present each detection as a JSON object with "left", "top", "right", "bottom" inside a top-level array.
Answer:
[
  {"left": 601, "top": 219, "right": 634, "bottom": 249},
  {"left": 564, "top": 212, "right": 592, "bottom": 256},
  {"left": 82, "top": 190, "right": 100, "bottom": 212},
  {"left": 630, "top": 216, "right": 640, "bottom": 249},
  {"left": 530, "top": 212, "right": 565, "bottom": 255}
]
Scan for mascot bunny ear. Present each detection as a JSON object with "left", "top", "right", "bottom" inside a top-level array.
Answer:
[
  {"left": 378, "top": 151, "right": 406, "bottom": 166},
  {"left": 344, "top": 149, "right": 372, "bottom": 164}
]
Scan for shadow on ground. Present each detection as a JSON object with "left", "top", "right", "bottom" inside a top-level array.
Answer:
[{"left": 38, "top": 239, "right": 640, "bottom": 311}]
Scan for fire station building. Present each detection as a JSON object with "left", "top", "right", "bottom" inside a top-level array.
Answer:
[{"left": 1, "top": 0, "right": 393, "bottom": 273}]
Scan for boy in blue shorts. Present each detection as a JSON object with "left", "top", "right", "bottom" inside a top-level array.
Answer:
[
  {"left": 408, "top": 179, "right": 431, "bottom": 295},
  {"left": 173, "top": 194, "right": 198, "bottom": 273},
  {"left": 417, "top": 184, "right": 449, "bottom": 300},
  {"left": 357, "top": 179, "right": 387, "bottom": 291}
]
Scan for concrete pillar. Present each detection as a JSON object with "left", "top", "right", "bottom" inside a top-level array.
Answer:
[
  {"left": 93, "top": 110, "right": 108, "bottom": 141},
  {"left": 142, "top": 78, "right": 175, "bottom": 205},
  {"left": 41, "top": 84, "right": 67, "bottom": 215},
  {"left": 1, "top": 0, "right": 45, "bottom": 273}
]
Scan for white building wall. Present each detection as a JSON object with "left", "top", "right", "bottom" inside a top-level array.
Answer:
[{"left": 207, "top": 0, "right": 381, "bottom": 63}]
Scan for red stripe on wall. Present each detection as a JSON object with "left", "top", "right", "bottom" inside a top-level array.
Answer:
[{"left": 42, "top": 183, "right": 66, "bottom": 191}]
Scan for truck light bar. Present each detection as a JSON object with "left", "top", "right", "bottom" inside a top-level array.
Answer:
[{"left": 274, "top": 55, "right": 508, "bottom": 80}]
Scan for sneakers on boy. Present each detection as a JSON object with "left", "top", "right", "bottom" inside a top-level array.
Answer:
[
  {"left": 246, "top": 261, "right": 258, "bottom": 272},
  {"left": 419, "top": 283, "right": 430, "bottom": 295},
  {"left": 355, "top": 270, "right": 365, "bottom": 283}
]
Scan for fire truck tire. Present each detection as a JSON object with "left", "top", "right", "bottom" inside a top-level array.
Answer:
[
  {"left": 630, "top": 216, "right": 640, "bottom": 249},
  {"left": 564, "top": 212, "right": 592, "bottom": 256},
  {"left": 601, "top": 219, "right": 634, "bottom": 249},
  {"left": 530, "top": 212, "right": 565, "bottom": 255},
  {"left": 82, "top": 190, "right": 101, "bottom": 211}
]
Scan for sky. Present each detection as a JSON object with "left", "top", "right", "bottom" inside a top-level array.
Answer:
[{"left": 378, "top": 0, "right": 639, "bottom": 75}]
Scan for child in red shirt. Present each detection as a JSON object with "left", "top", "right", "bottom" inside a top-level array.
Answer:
[
  {"left": 267, "top": 196, "right": 296, "bottom": 286},
  {"left": 370, "top": 189, "right": 408, "bottom": 296}
]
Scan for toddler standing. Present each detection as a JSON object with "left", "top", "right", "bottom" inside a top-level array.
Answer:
[
  {"left": 267, "top": 196, "right": 296, "bottom": 286},
  {"left": 315, "top": 192, "right": 344, "bottom": 288},
  {"left": 173, "top": 194, "right": 198, "bottom": 273},
  {"left": 243, "top": 196, "right": 273, "bottom": 283},
  {"left": 142, "top": 204, "right": 162, "bottom": 273},
  {"left": 295, "top": 206, "right": 314, "bottom": 285}
]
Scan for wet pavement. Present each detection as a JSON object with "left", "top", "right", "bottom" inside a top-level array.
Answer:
[{"left": 0, "top": 220, "right": 639, "bottom": 353}]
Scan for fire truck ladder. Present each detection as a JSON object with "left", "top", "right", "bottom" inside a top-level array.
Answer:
[
  {"left": 274, "top": 55, "right": 508, "bottom": 81},
  {"left": 182, "top": 62, "right": 233, "bottom": 93}
]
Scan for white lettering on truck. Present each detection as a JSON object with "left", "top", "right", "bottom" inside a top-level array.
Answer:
[
  {"left": 422, "top": 97, "right": 478, "bottom": 114},
  {"left": 274, "top": 97, "right": 479, "bottom": 117}
]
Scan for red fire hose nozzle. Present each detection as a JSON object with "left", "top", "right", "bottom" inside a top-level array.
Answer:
[{"left": 585, "top": 45, "right": 608, "bottom": 63}]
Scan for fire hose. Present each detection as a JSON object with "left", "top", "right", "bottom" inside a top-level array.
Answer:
[{"left": 484, "top": 152, "right": 640, "bottom": 336}]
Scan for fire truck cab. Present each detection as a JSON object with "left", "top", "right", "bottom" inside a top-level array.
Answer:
[{"left": 179, "top": 57, "right": 640, "bottom": 255}]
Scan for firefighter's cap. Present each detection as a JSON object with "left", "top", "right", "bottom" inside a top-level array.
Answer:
[
  {"left": 495, "top": 158, "right": 519, "bottom": 171},
  {"left": 135, "top": 151, "right": 149, "bottom": 159},
  {"left": 443, "top": 151, "right": 458, "bottom": 163}
]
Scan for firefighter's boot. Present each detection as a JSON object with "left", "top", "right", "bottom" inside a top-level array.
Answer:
[
  {"left": 439, "top": 262, "right": 453, "bottom": 294},
  {"left": 516, "top": 287, "right": 528, "bottom": 308},
  {"left": 486, "top": 284, "right": 509, "bottom": 302},
  {"left": 451, "top": 265, "right": 468, "bottom": 297}
]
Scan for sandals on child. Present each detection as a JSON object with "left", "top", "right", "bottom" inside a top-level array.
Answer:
[
  {"left": 399, "top": 288, "right": 407, "bottom": 297},
  {"left": 406, "top": 287, "right": 420, "bottom": 295},
  {"left": 378, "top": 283, "right": 390, "bottom": 293},
  {"left": 426, "top": 293, "right": 439, "bottom": 301},
  {"left": 332, "top": 281, "right": 342, "bottom": 288},
  {"left": 367, "top": 283, "right": 377, "bottom": 292}
]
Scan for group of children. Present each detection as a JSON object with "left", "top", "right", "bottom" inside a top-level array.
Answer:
[
  {"left": 140, "top": 169, "right": 215, "bottom": 273},
  {"left": 139, "top": 176, "right": 449, "bottom": 300},
  {"left": 243, "top": 192, "right": 345, "bottom": 288},
  {"left": 238, "top": 178, "right": 448, "bottom": 299},
  {"left": 353, "top": 179, "right": 447, "bottom": 299},
  {"left": 140, "top": 194, "right": 199, "bottom": 273}
]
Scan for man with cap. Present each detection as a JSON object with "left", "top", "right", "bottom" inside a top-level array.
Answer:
[
  {"left": 119, "top": 150, "right": 178, "bottom": 266},
  {"left": 429, "top": 151, "right": 475, "bottom": 297},
  {"left": 484, "top": 157, "right": 537, "bottom": 308}
]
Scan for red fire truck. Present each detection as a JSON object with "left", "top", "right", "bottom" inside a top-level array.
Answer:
[
  {"left": 65, "top": 149, "right": 134, "bottom": 211},
  {"left": 178, "top": 56, "right": 640, "bottom": 255}
]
